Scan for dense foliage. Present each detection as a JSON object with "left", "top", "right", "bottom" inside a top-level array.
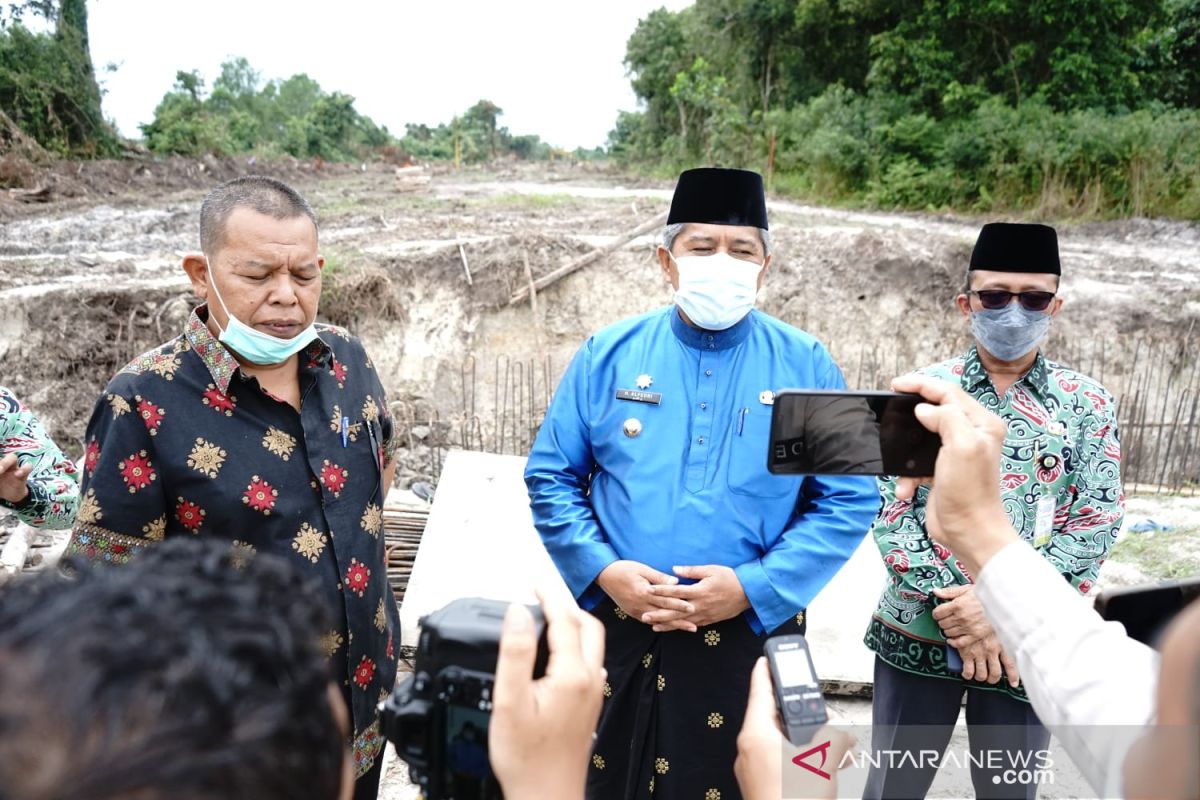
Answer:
[
  {"left": 0, "top": 0, "right": 117, "bottom": 155},
  {"left": 611, "top": 0, "right": 1200, "bottom": 218},
  {"left": 140, "top": 58, "right": 394, "bottom": 161},
  {"left": 399, "top": 100, "right": 553, "bottom": 163}
]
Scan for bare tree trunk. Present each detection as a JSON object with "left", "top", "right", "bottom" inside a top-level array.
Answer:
[
  {"left": 676, "top": 99, "right": 689, "bottom": 157},
  {"left": 762, "top": 42, "right": 774, "bottom": 116}
]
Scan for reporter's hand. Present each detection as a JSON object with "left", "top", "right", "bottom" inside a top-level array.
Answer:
[
  {"left": 735, "top": 658, "right": 854, "bottom": 800},
  {"left": 490, "top": 592, "right": 606, "bottom": 800},
  {"left": 890, "top": 375, "right": 1019, "bottom": 576},
  {"left": 645, "top": 565, "right": 750, "bottom": 632},
  {"left": 597, "top": 560, "right": 692, "bottom": 624},
  {"left": 0, "top": 454, "right": 32, "bottom": 504}
]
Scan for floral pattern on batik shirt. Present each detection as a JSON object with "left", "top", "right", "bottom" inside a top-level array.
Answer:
[
  {"left": 864, "top": 346, "right": 1123, "bottom": 701},
  {"left": 67, "top": 306, "right": 399, "bottom": 775},
  {"left": 0, "top": 386, "right": 80, "bottom": 529}
]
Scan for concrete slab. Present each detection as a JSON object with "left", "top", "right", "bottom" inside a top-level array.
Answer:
[
  {"left": 399, "top": 450, "right": 567, "bottom": 649},
  {"left": 807, "top": 534, "right": 889, "bottom": 690}
]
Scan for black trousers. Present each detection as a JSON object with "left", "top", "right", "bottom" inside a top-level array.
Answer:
[
  {"left": 353, "top": 754, "right": 383, "bottom": 800},
  {"left": 586, "top": 597, "right": 807, "bottom": 800},
  {"left": 863, "top": 657, "right": 1051, "bottom": 800}
]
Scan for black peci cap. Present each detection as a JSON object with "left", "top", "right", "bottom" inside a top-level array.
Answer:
[
  {"left": 969, "top": 223, "right": 1061, "bottom": 275},
  {"left": 667, "top": 168, "right": 768, "bottom": 230}
]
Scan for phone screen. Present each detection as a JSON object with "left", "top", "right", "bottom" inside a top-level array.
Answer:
[
  {"left": 442, "top": 704, "right": 494, "bottom": 800},
  {"left": 774, "top": 647, "right": 817, "bottom": 688},
  {"left": 767, "top": 391, "right": 941, "bottom": 476}
]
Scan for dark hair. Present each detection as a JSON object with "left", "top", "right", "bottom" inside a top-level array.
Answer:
[
  {"left": 0, "top": 539, "right": 344, "bottom": 800},
  {"left": 199, "top": 175, "right": 318, "bottom": 257}
]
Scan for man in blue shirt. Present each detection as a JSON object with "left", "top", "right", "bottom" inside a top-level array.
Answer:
[{"left": 524, "top": 168, "right": 878, "bottom": 800}]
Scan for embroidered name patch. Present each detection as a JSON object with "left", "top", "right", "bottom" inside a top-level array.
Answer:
[{"left": 615, "top": 388, "right": 662, "bottom": 405}]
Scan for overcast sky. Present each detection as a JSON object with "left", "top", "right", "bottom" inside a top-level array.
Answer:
[{"left": 87, "top": 0, "right": 692, "bottom": 151}]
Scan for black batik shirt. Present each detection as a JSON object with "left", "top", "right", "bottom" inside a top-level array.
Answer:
[{"left": 67, "top": 305, "right": 400, "bottom": 777}]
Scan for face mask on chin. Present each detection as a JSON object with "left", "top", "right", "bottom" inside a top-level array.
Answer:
[
  {"left": 204, "top": 256, "right": 319, "bottom": 366},
  {"left": 670, "top": 251, "right": 762, "bottom": 331},
  {"left": 970, "top": 302, "right": 1052, "bottom": 362}
]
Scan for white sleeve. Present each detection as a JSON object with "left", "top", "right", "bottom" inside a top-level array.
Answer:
[{"left": 974, "top": 541, "right": 1158, "bottom": 797}]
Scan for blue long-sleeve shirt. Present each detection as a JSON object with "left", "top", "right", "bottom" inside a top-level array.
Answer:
[{"left": 524, "top": 306, "right": 878, "bottom": 633}]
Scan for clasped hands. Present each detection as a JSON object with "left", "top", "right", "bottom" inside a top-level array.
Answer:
[
  {"left": 596, "top": 559, "right": 749, "bottom": 632},
  {"left": 931, "top": 584, "right": 1020, "bottom": 688}
]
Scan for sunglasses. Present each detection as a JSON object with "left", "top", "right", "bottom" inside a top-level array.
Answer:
[{"left": 968, "top": 289, "right": 1056, "bottom": 312}]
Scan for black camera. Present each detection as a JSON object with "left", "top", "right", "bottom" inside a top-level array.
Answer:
[{"left": 379, "top": 597, "right": 549, "bottom": 800}]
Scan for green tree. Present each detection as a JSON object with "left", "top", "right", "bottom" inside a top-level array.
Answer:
[
  {"left": 867, "top": 0, "right": 1165, "bottom": 113},
  {"left": 0, "top": 0, "right": 116, "bottom": 154},
  {"left": 624, "top": 7, "right": 698, "bottom": 145},
  {"left": 142, "top": 59, "right": 396, "bottom": 160}
]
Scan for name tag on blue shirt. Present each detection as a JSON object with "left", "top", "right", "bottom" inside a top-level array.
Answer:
[{"left": 615, "top": 388, "right": 662, "bottom": 405}]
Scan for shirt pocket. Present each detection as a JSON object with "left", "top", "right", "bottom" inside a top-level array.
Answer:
[{"left": 727, "top": 406, "right": 796, "bottom": 498}]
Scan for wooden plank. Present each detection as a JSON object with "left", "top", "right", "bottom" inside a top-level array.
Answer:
[{"left": 508, "top": 211, "right": 668, "bottom": 305}]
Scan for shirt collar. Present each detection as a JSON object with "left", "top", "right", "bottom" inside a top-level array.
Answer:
[
  {"left": 184, "top": 305, "right": 332, "bottom": 394},
  {"left": 668, "top": 306, "right": 755, "bottom": 351},
  {"left": 961, "top": 344, "right": 1051, "bottom": 399}
]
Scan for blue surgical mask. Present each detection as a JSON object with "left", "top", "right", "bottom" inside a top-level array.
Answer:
[
  {"left": 670, "top": 251, "right": 762, "bottom": 331},
  {"left": 205, "top": 256, "right": 320, "bottom": 365},
  {"left": 970, "top": 303, "right": 1052, "bottom": 361}
]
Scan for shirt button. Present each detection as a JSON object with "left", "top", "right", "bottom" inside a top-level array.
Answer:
[
  {"left": 705, "top": 369, "right": 713, "bottom": 377},
  {"left": 697, "top": 436, "right": 706, "bottom": 445},
  {"left": 700, "top": 402, "right": 707, "bottom": 410}
]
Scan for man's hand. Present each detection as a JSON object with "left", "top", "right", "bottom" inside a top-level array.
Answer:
[
  {"left": 931, "top": 585, "right": 991, "bottom": 646},
  {"left": 596, "top": 560, "right": 693, "bottom": 626},
  {"left": 891, "top": 375, "right": 1019, "bottom": 576},
  {"left": 735, "top": 658, "right": 854, "bottom": 800},
  {"left": 645, "top": 565, "right": 750, "bottom": 632},
  {"left": 0, "top": 454, "right": 32, "bottom": 505},
  {"left": 932, "top": 586, "right": 1020, "bottom": 686},
  {"left": 954, "top": 632, "right": 1021, "bottom": 688},
  {"left": 490, "top": 591, "right": 606, "bottom": 800}
]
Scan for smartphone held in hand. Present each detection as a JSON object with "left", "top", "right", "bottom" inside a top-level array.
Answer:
[{"left": 768, "top": 390, "right": 941, "bottom": 477}]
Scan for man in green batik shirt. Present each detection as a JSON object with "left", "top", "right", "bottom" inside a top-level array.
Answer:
[
  {"left": 0, "top": 386, "right": 80, "bottom": 529},
  {"left": 863, "top": 223, "right": 1124, "bottom": 800}
]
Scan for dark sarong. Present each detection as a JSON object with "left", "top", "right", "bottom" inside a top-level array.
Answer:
[{"left": 586, "top": 597, "right": 807, "bottom": 800}]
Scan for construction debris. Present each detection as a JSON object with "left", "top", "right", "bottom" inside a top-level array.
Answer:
[
  {"left": 394, "top": 165, "right": 432, "bottom": 193},
  {"left": 508, "top": 210, "right": 667, "bottom": 305},
  {"left": 383, "top": 502, "right": 430, "bottom": 604}
]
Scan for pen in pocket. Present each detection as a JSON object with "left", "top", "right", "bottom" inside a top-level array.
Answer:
[
  {"left": 737, "top": 407, "right": 749, "bottom": 435},
  {"left": 340, "top": 415, "right": 349, "bottom": 448}
]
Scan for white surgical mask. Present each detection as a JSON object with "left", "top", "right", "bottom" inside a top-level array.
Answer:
[
  {"left": 670, "top": 252, "right": 762, "bottom": 331},
  {"left": 205, "top": 256, "right": 320, "bottom": 365}
]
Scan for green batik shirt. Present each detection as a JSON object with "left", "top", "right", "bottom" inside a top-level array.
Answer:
[
  {"left": 863, "top": 346, "right": 1124, "bottom": 701},
  {"left": 0, "top": 386, "right": 81, "bottom": 529}
]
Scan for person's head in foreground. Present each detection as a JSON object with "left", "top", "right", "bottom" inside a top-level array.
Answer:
[
  {"left": 0, "top": 538, "right": 353, "bottom": 800},
  {"left": 658, "top": 167, "right": 772, "bottom": 331},
  {"left": 957, "top": 222, "right": 1064, "bottom": 365}
]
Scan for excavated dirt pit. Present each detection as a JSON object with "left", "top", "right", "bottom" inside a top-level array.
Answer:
[{"left": 4, "top": 161, "right": 1199, "bottom": 491}]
